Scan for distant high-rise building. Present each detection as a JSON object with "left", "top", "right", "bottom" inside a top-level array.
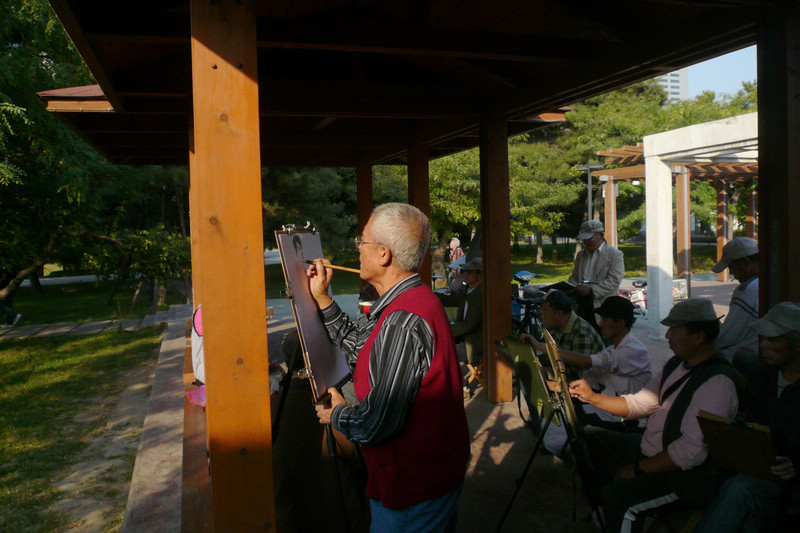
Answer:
[{"left": 657, "top": 68, "right": 689, "bottom": 102}]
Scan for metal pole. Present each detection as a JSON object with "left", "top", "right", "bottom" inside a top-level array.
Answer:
[{"left": 587, "top": 169, "right": 592, "bottom": 220}]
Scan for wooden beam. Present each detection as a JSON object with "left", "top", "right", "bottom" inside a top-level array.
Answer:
[
  {"left": 758, "top": 1, "right": 800, "bottom": 308},
  {"left": 716, "top": 180, "right": 729, "bottom": 283},
  {"left": 479, "top": 115, "right": 513, "bottom": 403},
  {"left": 595, "top": 165, "right": 646, "bottom": 180},
  {"left": 190, "top": 1, "right": 275, "bottom": 531},
  {"left": 602, "top": 180, "right": 618, "bottom": 249},
  {"left": 407, "top": 146, "right": 432, "bottom": 284},
  {"left": 676, "top": 167, "right": 692, "bottom": 292},
  {"left": 746, "top": 185, "right": 757, "bottom": 240}
]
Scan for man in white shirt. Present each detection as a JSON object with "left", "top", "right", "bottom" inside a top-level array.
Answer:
[{"left": 527, "top": 296, "right": 650, "bottom": 458}]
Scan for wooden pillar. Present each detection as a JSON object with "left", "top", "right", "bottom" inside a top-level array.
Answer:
[
  {"left": 758, "top": 2, "right": 800, "bottom": 308},
  {"left": 356, "top": 165, "right": 373, "bottom": 234},
  {"left": 407, "top": 146, "right": 432, "bottom": 284},
  {"left": 715, "top": 180, "right": 729, "bottom": 283},
  {"left": 356, "top": 164, "right": 374, "bottom": 289},
  {"left": 479, "top": 115, "right": 513, "bottom": 403},
  {"left": 745, "top": 183, "right": 758, "bottom": 240},
  {"left": 602, "top": 178, "right": 618, "bottom": 248},
  {"left": 676, "top": 167, "right": 691, "bottom": 294},
  {"left": 190, "top": 1, "right": 275, "bottom": 531}
]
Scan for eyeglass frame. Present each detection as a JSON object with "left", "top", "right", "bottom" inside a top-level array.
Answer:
[{"left": 354, "top": 236, "right": 384, "bottom": 249}]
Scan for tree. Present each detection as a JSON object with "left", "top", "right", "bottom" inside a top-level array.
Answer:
[
  {"left": 0, "top": 1, "right": 192, "bottom": 309},
  {"left": 262, "top": 167, "right": 357, "bottom": 259}
]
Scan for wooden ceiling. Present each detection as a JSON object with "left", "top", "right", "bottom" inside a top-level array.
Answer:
[
  {"left": 598, "top": 144, "right": 759, "bottom": 182},
  {"left": 40, "top": 0, "right": 761, "bottom": 167}
]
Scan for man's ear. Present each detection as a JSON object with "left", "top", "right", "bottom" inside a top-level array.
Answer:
[{"left": 377, "top": 245, "right": 392, "bottom": 267}]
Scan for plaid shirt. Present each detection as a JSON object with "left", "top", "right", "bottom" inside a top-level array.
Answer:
[{"left": 551, "top": 311, "right": 604, "bottom": 356}]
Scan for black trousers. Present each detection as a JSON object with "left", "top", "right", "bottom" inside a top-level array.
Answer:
[{"left": 583, "top": 427, "right": 724, "bottom": 533}]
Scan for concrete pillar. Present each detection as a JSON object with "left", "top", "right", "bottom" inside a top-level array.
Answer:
[{"left": 643, "top": 151, "right": 673, "bottom": 338}]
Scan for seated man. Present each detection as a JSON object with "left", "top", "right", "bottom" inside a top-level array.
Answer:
[
  {"left": 695, "top": 302, "right": 800, "bottom": 533},
  {"left": 525, "top": 296, "right": 651, "bottom": 457},
  {"left": 569, "top": 298, "right": 739, "bottom": 533},
  {"left": 711, "top": 237, "right": 760, "bottom": 372},
  {"left": 435, "top": 257, "right": 483, "bottom": 367},
  {"left": 521, "top": 289, "right": 604, "bottom": 364}
]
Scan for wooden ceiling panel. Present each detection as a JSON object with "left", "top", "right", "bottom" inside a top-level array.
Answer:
[{"left": 42, "top": 0, "right": 758, "bottom": 167}]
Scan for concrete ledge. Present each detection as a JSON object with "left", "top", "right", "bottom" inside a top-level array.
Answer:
[{"left": 121, "top": 304, "right": 191, "bottom": 533}]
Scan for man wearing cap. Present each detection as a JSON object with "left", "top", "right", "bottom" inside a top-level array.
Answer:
[
  {"left": 712, "top": 237, "right": 760, "bottom": 370},
  {"left": 569, "top": 298, "right": 738, "bottom": 533},
  {"left": 436, "top": 257, "right": 484, "bottom": 370},
  {"left": 521, "top": 289, "right": 604, "bottom": 364},
  {"left": 568, "top": 220, "right": 625, "bottom": 331},
  {"left": 526, "top": 296, "right": 651, "bottom": 458},
  {"left": 695, "top": 302, "right": 800, "bottom": 533}
]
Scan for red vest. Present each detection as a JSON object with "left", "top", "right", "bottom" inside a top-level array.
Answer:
[{"left": 354, "top": 283, "right": 470, "bottom": 509}]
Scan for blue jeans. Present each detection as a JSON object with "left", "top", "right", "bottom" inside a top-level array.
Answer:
[
  {"left": 694, "top": 474, "right": 782, "bottom": 533},
  {"left": 369, "top": 481, "right": 463, "bottom": 533}
]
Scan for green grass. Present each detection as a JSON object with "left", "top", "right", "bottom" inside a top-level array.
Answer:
[
  {"left": 505, "top": 242, "right": 719, "bottom": 282},
  {"left": 0, "top": 328, "right": 163, "bottom": 532},
  {"left": 263, "top": 243, "right": 720, "bottom": 294},
  {"left": 13, "top": 281, "right": 185, "bottom": 324}
]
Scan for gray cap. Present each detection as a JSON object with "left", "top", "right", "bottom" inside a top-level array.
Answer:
[
  {"left": 576, "top": 220, "right": 604, "bottom": 240},
  {"left": 749, "top": 302, "right": 800, "bottom": 338},
  {"left": 711, "top": 237, "right": 758, "bottom": 273},
  {"left": 660, "top": 297, "right": 719, "bottom": 327},
  {"left": 462, "top": 257, "right": 483, "bottom": 272}
]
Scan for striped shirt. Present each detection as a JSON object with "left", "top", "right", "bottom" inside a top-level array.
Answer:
[{"left": 323, "top": 274, "right": 435, "bottom": 445}]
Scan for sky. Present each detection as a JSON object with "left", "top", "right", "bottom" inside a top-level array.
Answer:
[{"left": 687, "top": 45, "right": 757, "bottom": 98}]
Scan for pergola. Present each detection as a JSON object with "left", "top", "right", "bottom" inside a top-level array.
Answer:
[
  {"left": 595, "top": 113, "right": 759, "bottom": 335},
  {"left": 37, "top": 1, "right": 800, "bottom": 531}
]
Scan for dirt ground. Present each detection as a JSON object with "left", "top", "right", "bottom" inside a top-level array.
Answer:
[{"left": 48, "top": 359, "right": 157, "bottom": 532}]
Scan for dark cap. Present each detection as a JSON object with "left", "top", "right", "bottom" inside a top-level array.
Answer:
[
  {"left": 462, "top": 257, "right": 482, "bottom": 272},
  {"left": 595, "top": 296, "right": 635, "bottom": 322},
  {"left": 660, "top": 298, "right": 719, "bottom": 327},
  {"left": 749, "top": 302, "right": 800, "bottom": 338}
]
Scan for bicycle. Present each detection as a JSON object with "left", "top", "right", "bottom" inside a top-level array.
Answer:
[{"left": 512, "top": 284, "right": 546, "bottom": 342}]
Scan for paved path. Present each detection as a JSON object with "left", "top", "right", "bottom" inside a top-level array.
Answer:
[{"left": 0, "top": 311, "right": 170, "bottom": 341}]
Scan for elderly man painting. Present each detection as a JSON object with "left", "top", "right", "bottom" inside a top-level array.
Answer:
[
  {"left": 568, "top": 220, "right": 625, "bottom": 330},
  {"left": 308, "top": 203, "right": 470, "bottom": 533}
]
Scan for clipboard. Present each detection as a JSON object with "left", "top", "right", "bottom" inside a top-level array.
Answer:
[{"left": 697, "top": 410, "right": 783, "bottom": 483}]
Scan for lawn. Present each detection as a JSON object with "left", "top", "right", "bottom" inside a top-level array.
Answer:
[
  {"left": 0, "top": 328, "right": 163, "bottom": 532},
  {"left": 13, "top": 281, "right": 186, "bottom": 325},
  {"left": 499, "top": 242, "right": 719, "bottom": 284}
]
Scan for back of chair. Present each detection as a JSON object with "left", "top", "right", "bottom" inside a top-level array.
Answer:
[{"left": 505, "top": 335, "right": 552, "bottom": 422}]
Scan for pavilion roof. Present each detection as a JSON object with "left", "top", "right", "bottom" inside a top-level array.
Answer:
[{"left": 40, "top": 0, "right": 759, "bottom": 167}]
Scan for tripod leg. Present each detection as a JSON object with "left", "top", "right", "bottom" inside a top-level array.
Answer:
[
  {"left": 326, "top": 425, "right": 351, "bottom": 533},
  {"left": 495, "top": 410, "right": 557, "bottom": 533}
]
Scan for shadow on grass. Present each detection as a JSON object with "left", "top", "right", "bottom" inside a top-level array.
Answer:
[{"left": 0, "top": 328, "right": 163, "bottom": 532}]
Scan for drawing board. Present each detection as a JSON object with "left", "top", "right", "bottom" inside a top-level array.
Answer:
[
  {"left": 275, "top": 230, "right": 351, "bottom": 401},
  {"left": 543, "top": 328, "right": 581, "bottom": 434}
]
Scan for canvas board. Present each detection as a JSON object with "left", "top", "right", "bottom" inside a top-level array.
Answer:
[{"left": 275, "top": 230, "right": 351, "bottom": 401}]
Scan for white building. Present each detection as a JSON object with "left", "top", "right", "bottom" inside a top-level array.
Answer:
[{"left": 657, "top": 68, "right": 689, "bottom": 102}]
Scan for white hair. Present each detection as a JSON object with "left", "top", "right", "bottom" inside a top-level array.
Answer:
[
  {"left": 370, "top": 203, "right": 430, "bottom": 272},
  {"left": 451, "top": 237, "right": 460, "bottom": 247}
]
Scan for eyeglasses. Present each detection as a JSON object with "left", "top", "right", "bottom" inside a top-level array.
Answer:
[{"left": 354, "top": 236, "right": 383, "bottom": 250}]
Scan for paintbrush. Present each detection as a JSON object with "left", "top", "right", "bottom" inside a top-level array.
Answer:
[{"left": 302, "top": 259, "right": 361, "bottom": 274}]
